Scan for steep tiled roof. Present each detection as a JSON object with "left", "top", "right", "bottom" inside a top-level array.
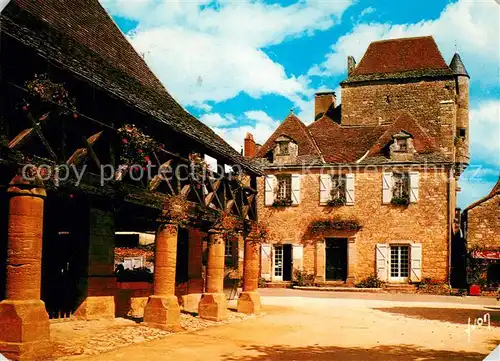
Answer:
[
  {"left": 255, "top": 112, "right": 323, "bottom": 161},
  {"left": 464, "top": 176, "right": 500, "bottom": 211},
  {"left": 450, "top": 53, "right": 470, "bottom": 78},
  {"left": 344, "top": 36, "right": 454, "bottom": 83},
  {"left": 367, "top": 112, "right": 438, "bottom": 156},
  {"left": 1, "top": 0, "right": 260, "bottom": 174},
  {"left": 308, "top": 117, "right": 385, "bottom": 163}
]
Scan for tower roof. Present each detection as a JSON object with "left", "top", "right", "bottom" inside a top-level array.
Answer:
[
  {"left": 343, "top": 36, "right": 454, "bottom": 84},
  {"left": 449, "top": 53, "right": 470, "bottom": 78}
]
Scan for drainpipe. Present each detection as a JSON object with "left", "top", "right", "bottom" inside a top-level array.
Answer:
[{"left": 447, "top": 166, "right": 453, "bottom": 288}]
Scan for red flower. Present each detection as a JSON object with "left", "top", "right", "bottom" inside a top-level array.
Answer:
[
  {"left": 138, "top": 149, "right": 143, "bottom": 154},
  {"left": 22, "top": 105, "right": 28, "bottom": 111},
  {"left": 144, "top": 156, "right": 150, "bottom": 163},
  {"left": 69, "top": 194, "right": 74, "bottom": 199},
  {"left": 122, "top": 138, "right": 128, "bottom": 144},
  {"left": 73, "top": 113, "right": 78, "bottom": 119}
]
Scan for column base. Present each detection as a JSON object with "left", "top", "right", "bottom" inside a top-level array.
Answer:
[
  {"left": 198, "top": 293, "right": 227, "bottom": 321},
  {"left": 237, "top": 291, "right": 261, "bottom": 315},
  {"left": 181, "top": 293, "right": 202, "bottom": 313},
  {"left": 143, "top": 295, "right": 181, "bottom": 329},
  {"left": 0, "top": 300, "right": 52, "bottom": 361},
  {"left": 74, "top": 296, "right": 115, "bottom": 320}
]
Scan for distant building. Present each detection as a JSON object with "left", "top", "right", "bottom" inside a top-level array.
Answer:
[{"left": 246, "top": 36, "right": 470, "bottom": 286}]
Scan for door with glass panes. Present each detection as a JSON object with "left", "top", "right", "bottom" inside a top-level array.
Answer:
[{"left": 390, "top": 245, "right": 409, "bottom": 282}]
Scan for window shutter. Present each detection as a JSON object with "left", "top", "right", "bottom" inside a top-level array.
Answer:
[
  {"left": 409, "top": 171, "right": 420, "bottom": 203},
  {"left": 261, "top": 244, "right": 272, "bottom": 281},
  {"left": 292, "top": 244, "right": 304, "bottom": 273},
  {"left": 410, "top": 243, "right": 422, "bottom": 282},
  {"left": 319, "top": 174, "right": 331, "bottom": 205},
  {"left": 345, "top": 173, "right": 355, "bottom": 205},
  {"left": 382, "top": 172, "right": 393, "bottom": 204},
  {"left": 265, "top": 175, "right": 276, "bottom": 206},
  {"left": 291, "top": 174, "right": 301, "bottom": 205},
  {"left": 376, "top": 244, "right": 388, "bottom": 281}
]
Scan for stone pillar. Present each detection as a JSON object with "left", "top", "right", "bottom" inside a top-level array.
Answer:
[
  {"left": 182, "top": 227, "right": 204, "bottom": 313},
  {"left": 346, "top": 237, "right": 357, "bottom": 285},
  {"left": 144, "top": 223, "right": 181, "bottom": 328},
  {"left": 198, "top": 228, "right": 226, "bottom": 321},
  {"left": 74, "top": 207, "right": 116, "bottom": 320},
  {"left": 315, "top": 240, "right": 326, "bottom": 283},
  {"left": 0, "top": 177, "right": 52, "bottom": 360},
  {"left": 237, "top": 230, "right": 261, "bottom": 314}
]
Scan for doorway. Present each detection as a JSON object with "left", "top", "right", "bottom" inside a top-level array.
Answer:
[
  {"left": 390, "top": 245, "right": 409, "bottom": 282},
  {"left": 325, "top": 238, "right": 348, "bottom": 281},
  {"left": 274, "top": 244, "right": 292, "bottom": 281}
]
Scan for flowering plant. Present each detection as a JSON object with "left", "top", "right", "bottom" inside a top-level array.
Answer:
[
  {"left": 310, "top": 217, "right": 362, "bottom": 233},
  {"left": 161, "top": 194, "right": 191, "bottom": 228},
  {"left": 118, "top": 124, "right": 159, "bottom": 167},
  {"left": 25, "top": 73, "right": 76, "bottom": 115}
]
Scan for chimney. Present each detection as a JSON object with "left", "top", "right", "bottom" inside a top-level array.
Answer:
[
  {"left": 314, "top": 91, "right": 336, "bottom": 121},
  {"left": 347, "top": 56, "right": 356, "bottom": 75},
  {"left": 244, "top": 132, "right": 256, "bottom": 158}
]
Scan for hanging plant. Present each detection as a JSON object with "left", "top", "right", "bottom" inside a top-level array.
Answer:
[
  {"left": 391, "top": 195, "right": 410, "bottom": 206},
  {"left": 160, "top": 194, "right": 191, "bottom": 228},
  {"left": 189, "top": 153, "right": 210, "bottom": 181},
  {"left": 252, "top": 220, "right": 270, "bottom": 243},
  {"left": 310, "top": 217, "right": 362, "bottom": 234},
  {"left": 327, "top": 196, "right": 346, "bottom": 207},
  {"left": 24, "top": 73, "right": 77, "bottom": 115},
  {"left": 272, "top": 196, "right": 293, "bottom": 207},
  {"left": 118, "top": 124, "right": 159, "bottom": 167}
]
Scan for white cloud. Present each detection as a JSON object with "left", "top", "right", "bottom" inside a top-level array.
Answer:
[
  {"left": 101, "top": 0, "right": 354, "bottom": 108},
  {"left": 199, "top": 113, "right": 236, "bottom": 127},
  {"left": 309, "top": 0, "right": 500, "bottom": 86},
  {"left": 359, "top": 7, "right": 375, "bottom": 18},
  {"left": 458, "top": 100, "right": 500, "bottom": 208},
  {"left": 208, "top": 110, "right": 280, "bottom": 151}
]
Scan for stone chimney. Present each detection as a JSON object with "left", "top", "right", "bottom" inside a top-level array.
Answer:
[
  {"left": 347, "top": 56, "right": 356, "bottom": 75},
  {"left": 314, "top": 91, "right": 336, "bottom": 120},
  {"left": 244, "top": 132, "right": 256, "bottom": 158}
]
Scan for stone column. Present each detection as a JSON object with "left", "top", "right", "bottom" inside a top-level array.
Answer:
[
  {"left": 74, "top": 207, "right": 116, "bottom": 320},
  {"left": 237, "top": 229, "right": 261, "bottom": 314},
  {"left": 198, "top": 228, "right": 226, "bottom": 321},
  {"left": 144, "top": 223, "right": 181, "bottom": 328},
  {"left": 182, "top": 227, "right": 204, "bottom": 313},
  {"left": 0, "top": 176, "right": 52, "bottom": 360},
  {"left": 346, "top": 237, "right": 357, "bottom": 285}
]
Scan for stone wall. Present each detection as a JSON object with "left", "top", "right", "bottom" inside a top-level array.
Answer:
[
  {"left": 341, "top": 78, "right": 459, "bottom": 160},
  {"left": 466, "top": 195, "right": 500, "bottom": 250},
  {"left": 257, "top": 167, "right": 451, "bottom": 283}
]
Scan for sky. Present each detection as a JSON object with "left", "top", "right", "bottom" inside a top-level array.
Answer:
[{"left": 100, "top": 0, "right": 500, "bottom": 209}]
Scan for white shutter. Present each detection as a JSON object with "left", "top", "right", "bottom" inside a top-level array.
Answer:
[
  {"left": 410, "top": 243, "right": 422, "bottom": 282},
  {"left": 382, "top": 172, "right": 393, "bottom": 204},
  {"left": 345, "top": 173, "right": 355, "bottom": 205},
  {"left": 319, "top": 174, "right": 331, "bottom": 205},
  {"left": 291, "top": 174, "right": 301, "bottom": 205},
  {"left": 261, "top": 244, "right": 272, "bottom": 281},
  {"left": 292, "top": 244, "right": 304, "bottom": 272},
  {"left": 265, "top": 175, "right": 276, "bottom": 206},
  {"left": 376, "top": 244, "right": 388, "bottom": 281},
  {"left": 409, "top": 171, "right": 420, "bottom": 203}
]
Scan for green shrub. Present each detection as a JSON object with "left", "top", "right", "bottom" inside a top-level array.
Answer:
[
  {"left": 292, "top": 269, "right": 315, "bottom": 287},
  {"left": 258, "top": 277, "right": 268, "bottom": 288},
  {"left": 355, "top": 275, "right": 383, "bottom": 288}
]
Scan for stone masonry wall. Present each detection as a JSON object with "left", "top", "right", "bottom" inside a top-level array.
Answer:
[
  {"left": 257, "top": 167, "right": 451, "bottom": 283},
  {"left": 467, "top": 195, "right": 500, "bottom": 251},
  {"left": 341, "top": 78, "right": 458, "bottom": 160}
]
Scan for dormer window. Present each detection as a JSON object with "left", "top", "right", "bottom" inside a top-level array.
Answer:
[
  {"left": 273, "top": 135, "right": 298, "bottom": 160},
  {"left": 389, "top": 131, "right": 415, "bottom": 161},
  {"left": 278, "top": 141, "right": 290, "bottom": 155}
]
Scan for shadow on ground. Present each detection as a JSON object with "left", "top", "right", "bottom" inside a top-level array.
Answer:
[
  {"left": 374, "top": 307, "right": 500, "bottom": 326},
  {"left": 221, "top": 344, "right": 487, "bottom": 361}
]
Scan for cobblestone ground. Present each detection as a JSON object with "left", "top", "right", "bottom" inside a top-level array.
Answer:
[{"left": 51, "top": 308, "right": 253, "bottom": 359}]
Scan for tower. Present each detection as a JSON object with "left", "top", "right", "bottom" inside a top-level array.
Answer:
[{"left": 450, "top": 52, "right": 470, "bottom": 171}]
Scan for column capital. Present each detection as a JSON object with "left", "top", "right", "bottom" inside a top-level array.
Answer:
[
  {"left": 208, "top": 227, "right": 224, "bottom": 235},
  {"left": 7, "top": 175, "right": 46, "bottom": 198}
]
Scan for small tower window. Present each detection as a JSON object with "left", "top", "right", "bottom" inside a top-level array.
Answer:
[{"left": 458, "top": 128, "right": 466, "bottom": 138}]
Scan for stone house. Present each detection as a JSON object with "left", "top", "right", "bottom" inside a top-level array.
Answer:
[
  {"left": 462, "top": 177, "right": 500, "bottom": 285},
  {"left": 245, "top": 36, "right": 470, "bottom": 286}
]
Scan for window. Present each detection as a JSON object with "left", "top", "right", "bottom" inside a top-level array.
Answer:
[
  {"left": 396, "top": 138, "right": 408, "bottom": 152},
  {"left": 458, "top": 128, "right": 466, "bottom": 138},
  {"left": 276, "top": 175, "right": 292, "bottom": 201},
  {"left": 225, "top": 240, "right": 236, "bottom": 267},
  {"left": 330, "top": 175, "right": 346, "bottom": 201},
  {"left": 392, "top": 172, "right": 409, "bottom": 199}
]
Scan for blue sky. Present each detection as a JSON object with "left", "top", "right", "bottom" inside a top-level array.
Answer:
[{"left": 102, "top": 0, "right": 499, "bottom": 209}]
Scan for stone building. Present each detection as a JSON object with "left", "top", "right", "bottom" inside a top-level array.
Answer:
[
  {"left": 462, "top": 177, "right": 500, "bottom": 285},
  {"left": 245, "top": 36, "right": 470, "bottom": 286},
  {"left": 0, "top": 1, "right": 262, "bottom": 360}
]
